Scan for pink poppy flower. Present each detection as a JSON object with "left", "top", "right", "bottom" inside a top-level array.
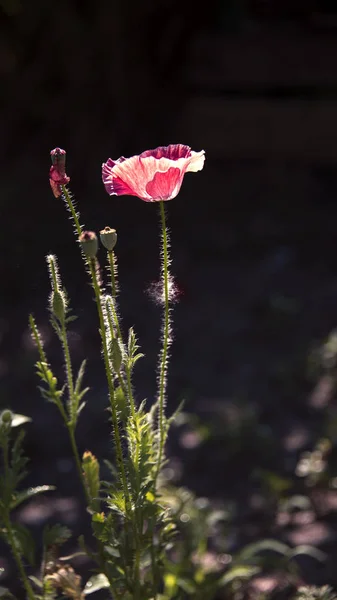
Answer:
[{"left": 102, "top": 144, "right": 205, "bottom": 202}]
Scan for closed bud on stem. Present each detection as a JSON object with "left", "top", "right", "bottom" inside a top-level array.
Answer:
[
  {"left": 82, "top": 451, "right": 100, "bottom": 511},
  {"left": 79, "top": 231, "right": 98, "bottom": 259},
  {"left": 51, "top": 290, "right": 66, "bottom": 323},
  {"left": 109, "top": 338, "right": 122, "bottom": 372},
  {"left": 49, "top": 148, "right": 70, "bottom": 198},
  {"left": 99, "top": 227, "right": 117, "bottom": 252},
  {"left": 1, "top": 410, "right": 12, "bottom": 425},
  {"left": 50, "top": 147, "right": 67, "bottom": 168}
]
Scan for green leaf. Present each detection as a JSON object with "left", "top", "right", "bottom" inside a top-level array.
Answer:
[
  {"left": 220, "top": 565, "right": 260, "bottom": 586},
  {"left": 289, "top": 545, "right": 327, "bottom": 563},
  {"left": 74, "top": 361, "right": 88, "bottom": 397},
  {"left": 11, "top": 523, "right": 35, "bottom": 565},
  {"left": 237, "top": 539, "right": 291, "bottom": 562},
  {"left": 84, "top": 574, "right": 110, "bottom": 595},
  {"left": 29, "top": 576, "right": 43, "bottom": 590},
  {"left": 10, "top": 485, "right": 56, "bottom": 510},
  {"left": 127, "top": 328, "right": 144, "bottom": 370},
  {"left": 43, "top": 524, "right": 72, "bottom": 548},
  {"left": 0, "top": 586, "right": 16, "bottom": 599}
]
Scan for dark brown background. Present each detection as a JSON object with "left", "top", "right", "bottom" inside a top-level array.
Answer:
[{"left": 2, "top": 0, "right": 337, "bottom": 595}]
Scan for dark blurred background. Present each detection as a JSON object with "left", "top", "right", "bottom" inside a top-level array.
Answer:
[{"left": 2, "top": 0, "right": 337, "bottom": 595}]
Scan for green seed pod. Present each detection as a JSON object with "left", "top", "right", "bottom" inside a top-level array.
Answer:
[
  {"left": 100, "top": 227, "right": 117, "bottom": 252},
  {"left": 79, "top": 231, "right": 98, "bottom": 259},
  {"left": 1, "top": 410, "right": 12, "bottom": 425}
]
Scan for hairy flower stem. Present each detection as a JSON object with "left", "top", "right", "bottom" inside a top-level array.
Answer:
[
  {"left": 61, "top": 185, "right": 130, "bottom": 507},
  {"left": 156, "top": 201, "right": 171, "bottom": 482},
  {"left": 61, "top": 185, "right": 131, "bottom": 593},
  {"left": 89, "top": 260, "right": 131, "bottom": 511},
  {"left": 61, "top": 185, "right": 83, "bottom": 237},
  {"left": 108, "top": 251, "right": 118, "bottom": 299},
  {"left": 89, "top": 260, "right": 136, "bottom": 591}
]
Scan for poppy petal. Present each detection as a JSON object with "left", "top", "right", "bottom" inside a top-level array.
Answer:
[{"left": 145, "top": 167, "right": 182, "bottom": 201}]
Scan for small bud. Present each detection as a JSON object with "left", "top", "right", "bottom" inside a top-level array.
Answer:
[
  {"left": 1, "top": 410, "right": 12, "bottom": 425},
  {"left": 82, "top": 451, "right": 100, "bottom": 510},
  {"left": 79, "top": 231, "right": 98, "bottom": 259},
  {"left": 51, "top": 290, "right": 66, "bottom": 323},
  {"left": 100, "top": 227, "right": 117, "bottom": 252},
  {"left": 49, "top": 147, "right": 70, "bottom": 198},
  {"left": 50, "top": 147, "right": 66, "bottom": 167}
]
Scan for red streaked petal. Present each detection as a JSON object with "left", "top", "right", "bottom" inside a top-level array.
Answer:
[
  {"left": 140, "top": 144, "right": 192, "bottom": 161},
  {"left": 145, "top": 167, "right": 182, "bottom": 201},
  {"left": 102, "top": 159, "right": 138, "bottom": 196}
]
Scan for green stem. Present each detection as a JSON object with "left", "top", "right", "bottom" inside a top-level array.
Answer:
[
  {"left": 108, "top": 251, "right": 118, "bottom": 299},
  {"left": 89, "top": 260, "right": 130, "bottom": 512},
  {"left": 68, "top": 425, "right": 90, "bottom": 505},
  {"left": 61, "top": 184, "right": 133, "bottom": 594},
  {"left": 90, "top": 260, "right": 135, "bottom": 591},
  {"left": 60, "top": 322, "right": 74, "bottom": 414},
  {"left": 105, "top": 295, "right": 137, "bottom": 420},
  {"left": 2, "top": 441, "right": 35, "bottom": 600},
  {"left": 5, "top": 515, "right": 36, "bottom": 600},
  {"left": 105, "top": 303, "right": 129, "bottom": 404},
  {"left": 156, "top": 201, "right": 170, "bottom": 481},
  {"left": 61, "top": 185, "right": 82, "bottom": 237}
]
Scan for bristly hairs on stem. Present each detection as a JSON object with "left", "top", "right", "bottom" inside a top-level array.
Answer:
[
  {"left": 108, "top": 250, "right": 119, "bottom": 299},
  {"left": 61, "top": 186, "right": 84, "bottom": 239},
  {"left": 155, "top": 201, "right": 173, "bottom": 482}
]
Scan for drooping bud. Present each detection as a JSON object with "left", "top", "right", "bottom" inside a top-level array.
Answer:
[
  {"left": 49, "top": 147, "right": 70, "bottom": 198},
  {"left": 79, "top": 231, "right": 98, "bottom": 259},
  {"left": 99, "top": 227, "right": 117, "bottom": 252}
]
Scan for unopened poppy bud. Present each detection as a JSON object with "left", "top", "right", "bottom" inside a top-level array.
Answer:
[
  {"left": 49, "top": 147, "right": 70, "bottom": 198},
  {"left": 110, "top": 338, "right": 122, "bottom": 372},
  {"left": 50, "top": 147, "right": 67, "bottom": 168},
  {"left": 100, "top": 227, "right": 117, "bottom": 252},
  {"left": 79, "top": 231, "right": 98, "bottom": 259},
  {"left": 82, "top": 451, "right": 100, "bottom": 510},
  {"left": 1, "top": 410, "right": 12, "bottom": 425},
  {"left": 51, "top": 290, "right": 66, "bottom": 323}
]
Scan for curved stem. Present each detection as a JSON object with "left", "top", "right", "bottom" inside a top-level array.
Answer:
[{"left": 156, "top": 201, "right": 171, "bottom": 481}]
